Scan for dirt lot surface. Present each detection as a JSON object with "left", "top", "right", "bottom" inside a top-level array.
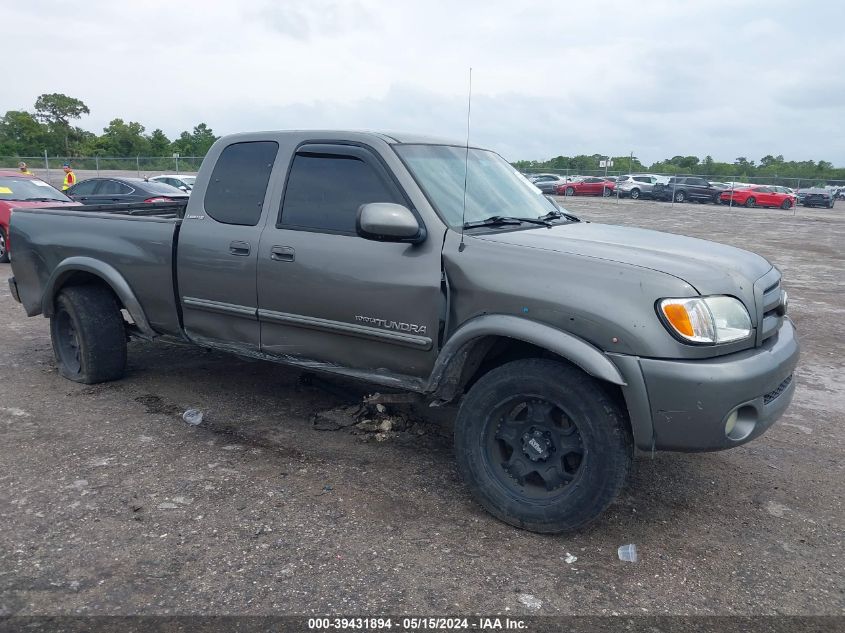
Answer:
[{"left": 0, "top": 197, "right": 842, "bottom": 617}]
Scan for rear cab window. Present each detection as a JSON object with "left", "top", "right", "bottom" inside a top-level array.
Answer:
[{"left": 204, "top": 141, "right": 279, "bottom": 226}]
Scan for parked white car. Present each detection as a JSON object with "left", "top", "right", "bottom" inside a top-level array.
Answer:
[{"left": 149, "top": 174, "right": 196, "bottom": 193}]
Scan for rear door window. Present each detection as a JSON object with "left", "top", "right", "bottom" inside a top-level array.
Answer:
[
  {"left": 97, "top": 180, "right": 133, "bottom": 195},
  {"left": 204, "top": 141, "right": 278, "bottom": 226},
  {"left": 68, "top": 179, "right": 99, "bottom": 195}
]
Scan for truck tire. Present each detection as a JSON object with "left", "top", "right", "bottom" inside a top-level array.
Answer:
[
  {"left": 0, "top": 227, "right": 8, "bottom": 263},
  {"left": 50, "top": 285, "right": 127, "bottom": 384},
  {"left": 454, "top": 358, "right": 632, "bottom": 533},
  {"left": 674, "top": 190, "right": 686, "bottom": 203}
]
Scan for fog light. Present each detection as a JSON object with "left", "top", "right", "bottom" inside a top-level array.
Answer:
[{"left": 725, "top": 410, "right": 739, "bottom": 436}]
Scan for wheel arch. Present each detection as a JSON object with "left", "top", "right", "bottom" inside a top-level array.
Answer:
[
  {"left": 427, "top": 315, "right": 626, "bottom": 402},
  {"left": 42, "top": 257, "right": 155, "bottom": 338}
]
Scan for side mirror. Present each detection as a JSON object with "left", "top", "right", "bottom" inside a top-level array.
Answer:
[{"left": 356, "top": 203, "right": 425, "bottom": 243}]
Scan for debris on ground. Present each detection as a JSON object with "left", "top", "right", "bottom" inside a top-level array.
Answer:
[
  {"left": 564, "top": 553, "right": 578, "bottom": 564},
  {"left": 312, "top": 405, "right": 362, "bottom": 431},
  {"left": 617, "top": 544, "right": 638, "bottom": 562},
  {"left": 312, "top": 392, "right": 434, "bottom": 441},
  {"left": 182, "top": 408, "right": 203, "bottom": 426},
  {"left": 363, "top": 392, "right": 423, "bottom": 406},
  {"left": 518, "top": 594, "right": 542, "bottom": 610}
]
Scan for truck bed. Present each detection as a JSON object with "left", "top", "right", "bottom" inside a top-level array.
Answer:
[{"left": 9, "top": 202, "right": 185, "bottom": 337}]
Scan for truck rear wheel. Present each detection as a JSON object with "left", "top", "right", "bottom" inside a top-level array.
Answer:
[
  {"left": 454, "top": 358, "right": 632, "bottom": 533},
  {"left": 50, "top": 285, "right": 127, "bottom": 384}
]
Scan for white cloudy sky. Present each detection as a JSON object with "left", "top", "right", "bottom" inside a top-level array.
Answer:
[{"left": 3, "top": 0, "right": 844, "bottom": 164}]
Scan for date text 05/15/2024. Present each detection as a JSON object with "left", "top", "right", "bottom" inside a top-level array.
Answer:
[{"left": 307, "top": 617, "right": 528, "bottom": 631}]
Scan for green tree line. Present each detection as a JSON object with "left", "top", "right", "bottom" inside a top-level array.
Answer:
[
  {"left": 513, "top": 153, "right": 845, "bottom": 183},
  {"left": 0, "top": 93, "right": 218, "bottom": 159},
  {"left": 3, "top": 94, "right": 842, "bottom": 183}
]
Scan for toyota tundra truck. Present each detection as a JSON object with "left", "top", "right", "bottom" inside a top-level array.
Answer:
[{"left": 7, "top": 131, "right": 799, "bottom": 533}]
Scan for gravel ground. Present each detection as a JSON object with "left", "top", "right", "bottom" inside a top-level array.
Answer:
[{"left": 0, "top": 197, "right": 842, "bottom": 617}]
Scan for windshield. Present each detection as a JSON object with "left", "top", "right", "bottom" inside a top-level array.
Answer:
[
  {"left": 0, "top": 176, "right": 71, "bottom": 202},
  {"left": 395, "top": 144, "right": 558, "bottom": 227}
]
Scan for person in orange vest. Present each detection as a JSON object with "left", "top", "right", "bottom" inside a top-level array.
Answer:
[
  {"left": 18, "top": 161, "right": 33, "bottom": 175},
  {"left": 62, "top": 163, "right": 76, "bottom": 190}
]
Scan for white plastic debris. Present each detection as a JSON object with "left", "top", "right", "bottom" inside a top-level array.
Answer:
[
  {"left": 182, "top": 409, "right": 203, "bottom": 426},
  {"left": 564, "top": 553, "right": 578, "bottom": 564},
  {"left": 518, "top": 594, "right": 542, "bottom": 610},
  {"left": 617, "top": 544, "right": 638, "bottom": 562}
]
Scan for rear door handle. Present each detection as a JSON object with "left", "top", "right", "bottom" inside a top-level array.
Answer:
[
  {"left": 270, "top": 245, "right": 295, "bottom": 262},
  {"left": 229, "top": 240, "right": 251, "bottom": 256}
]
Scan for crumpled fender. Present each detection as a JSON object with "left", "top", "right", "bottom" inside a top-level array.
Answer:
[{"left": 427, "top": 314, "right": 626, "bottom": 399}]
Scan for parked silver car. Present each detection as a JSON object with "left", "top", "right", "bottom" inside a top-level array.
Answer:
[
  {"left": 528, "top": 173, "right": 569, "bottom": 194},
  {"left": 615, "top": 174, "right": 663, "bottom": 199}
]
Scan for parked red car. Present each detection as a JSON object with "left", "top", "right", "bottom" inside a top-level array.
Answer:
[
  {"left": 0, "top": 170, "right": 80, "bottom": 263},
  {"left": 719, "top": 185, "right": 796, "bottom": 209},
  {"left": 554, "top": 177, "right": 615, "bottom": 197}
]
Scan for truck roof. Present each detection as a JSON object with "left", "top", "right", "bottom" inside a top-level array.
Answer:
[{"left": 218, "top": 130, "right": 471, "bottom": 148}]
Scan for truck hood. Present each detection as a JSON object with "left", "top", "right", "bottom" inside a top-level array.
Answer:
[{"left": 473, "top": 221, "right": 772, "bottom": 296}]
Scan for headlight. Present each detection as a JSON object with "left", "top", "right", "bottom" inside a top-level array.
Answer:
[{"left": 658, "top": 296, "right": 752, "bottom": 344}]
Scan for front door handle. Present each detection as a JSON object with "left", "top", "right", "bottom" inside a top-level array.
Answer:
[
  {"left": 270, "top": 245, "right": 295, "bottom": 262},
  {"left": 229, "top": 240, "right": 251, "bottom": 256}
]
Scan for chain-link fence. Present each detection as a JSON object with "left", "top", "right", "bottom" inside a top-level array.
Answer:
[
  {"left": 1, "top": 155, "right": 202, "bottom": 188},
  {"left": 3, "top": 154, "right": 843, "bottom": 194}
]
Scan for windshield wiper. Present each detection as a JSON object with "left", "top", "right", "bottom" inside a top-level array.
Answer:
[
  {"left": 22, "top": 197, "right": 63, "bottom": 202},
  {"left": 463, "top": 215, "right": 552, "bottom": 229},
  {"left": 538, "top": 210, "right": 580, "bottom": 223}
]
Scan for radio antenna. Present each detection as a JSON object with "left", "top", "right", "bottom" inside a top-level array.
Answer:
[{"left": 459, "top": 67, "right": 472, "bottom": 252}]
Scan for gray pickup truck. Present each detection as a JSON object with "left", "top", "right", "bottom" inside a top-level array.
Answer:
[{"left": 7, "top": 131, "right": 799, "bottom": 533}]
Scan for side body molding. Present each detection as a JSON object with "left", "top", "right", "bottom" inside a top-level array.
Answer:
[
  {"left": 42, "top": 256, "right": 155, "bottom": 338},
  {"left": 427, "top": 314, "right": 626, "bottom": 398}
]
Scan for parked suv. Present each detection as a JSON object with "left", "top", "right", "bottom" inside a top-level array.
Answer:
[
  {"left": 652, "top": 177, "right": 725, "bottom": 204},
  {"left": 615, "top": 174, "right": 662, "bottom": 200}
]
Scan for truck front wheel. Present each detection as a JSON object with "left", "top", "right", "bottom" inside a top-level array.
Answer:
[
  {"left": 50, "top": 285, "right": 127, "bottom": 384},
  {"left": 454, "top": 358, "right": 632, "bottom": 533}
]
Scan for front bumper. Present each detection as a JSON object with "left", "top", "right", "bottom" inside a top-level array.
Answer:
[{"left": 613, "top": 319, "right": 799, "bottom": 452}]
